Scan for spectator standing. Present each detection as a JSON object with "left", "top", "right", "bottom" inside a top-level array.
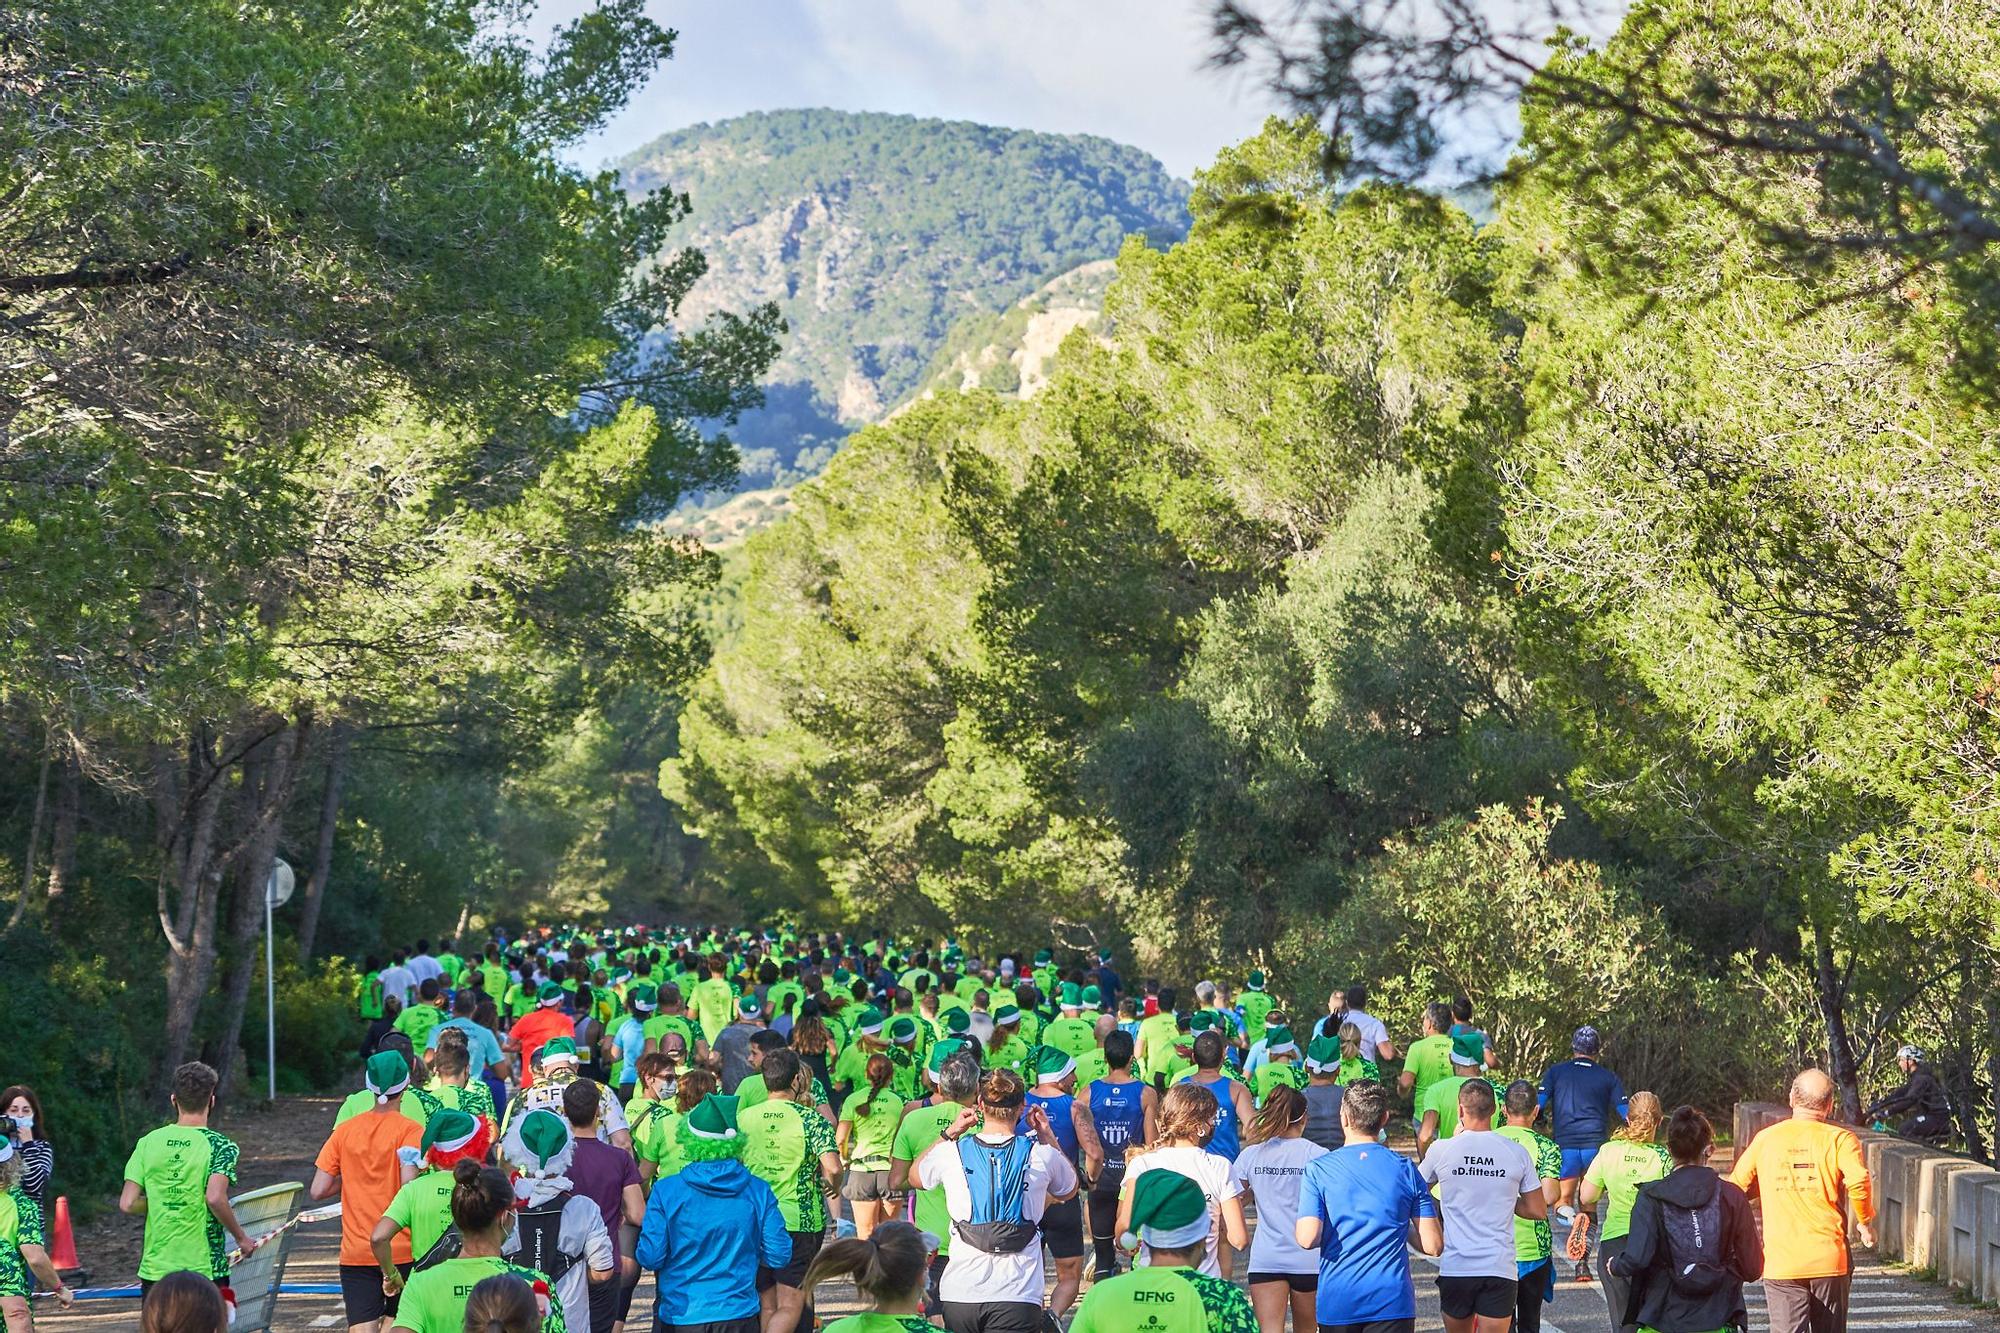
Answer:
[{"left": 0, "top": 1087, "right": 53, "bottom": 1216}]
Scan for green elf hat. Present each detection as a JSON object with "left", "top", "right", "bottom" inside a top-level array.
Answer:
[
  {"left": 1189, "top": 1011, "right": 1217, "bottom": 1033},
  {"left": 927, "top": 1038, "right": 968, "bottom": 1080},
  {"left": 1034, "top": 949, "right": 1054, "bottom": 967},
  {"left": 993, "top": 1003, "right": 1021, "bottom": 1028},
  {"left": 1032, "top": 1045, "right": 1076, "bottom": 1085},
  {"left": 1122, "top": 1169, "right": 1210, "bottom": 1252},
  {"left": 832, "top": 967, "right": 854, "bottom": 985},
  {"left": 1303, "top": 1035, "right": 1342, "bottom": 1074},
  {"left": 513, "top": 1109, "right": 573, "bottom": 1172},
  {"left": 887, "top": 1015, "right": 919, "bottom": 1046},
  {"left": 631, "top": 983, "right": 658, "bottom": 1013},
  {"left": 612, "top": 967, "right": 633, "bottom": 984},
  {"left": 1059, "top": 982, "right": 1083, "bottom": 1009},
  {"left": 853, "top": 1006, "right": 886, "bottom": 1036},
  {"left": 1265, "top": 1025, "right": 1299, "bottom": 1057},
  {"left": 365, "top": 1049, "right": 412, "bottom": 1103},
  {"left": 539, "top": 1036, "right": 581, "bottom": 1066},
  {"left": 1451, "top": 1031, "right": 1486, "bottom": 1066},
  {"left": 943, "top": 1008, "right": 972, "bottom": 1035},
  {"left": 420, "top": 1108, "right": 482, "bottom": 1156},
  {"left": 537, "top": 982, "right": 565, "bottom": 1008},
  {"left": 1079, "top": 985, "right": 1102, "bottom": 1012},
  {"left": 1246, "top": 969, "right": 1266, "bottom": 991},
  {"left": 738, "top": 994, "right": 763, "bottom": 1019},
  {"left": 686, "top": 1093, "right": 740, "bottom": 1142}
]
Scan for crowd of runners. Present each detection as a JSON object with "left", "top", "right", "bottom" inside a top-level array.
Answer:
[{"left": 6, "top": 924, "right": 1916, "bottom": 1333}]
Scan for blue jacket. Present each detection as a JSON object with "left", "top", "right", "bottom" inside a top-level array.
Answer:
[
  {"left": 1539, "top": 1057, "right": 1630, "bottom": 1148},
  {"left": 635, "top": 1158, "right": 790, "bottom": 1323}
]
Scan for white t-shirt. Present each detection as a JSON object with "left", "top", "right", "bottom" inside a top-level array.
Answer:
[
  {"left": 1229, "top": 1136, "right": 1330, "bottom": 1275},
  {"left": 1346, "top": 1009, "right": 1392, "bottom": 1060},
  {"left": 407, "top": 954, "right": 442, "bottom": 985},
  {"left": 915, "top": 1132, "right": 1078, "bottom": 1306},
  {"left": 1417, "top": 1128, "right": 1538, "bottom": 1279},
  {"left": 377, "top": 964, "right": 417, "bottom": 1008},
  {"left": 1123, "top": 1144, "right": 1242, "bottom": 1277}
]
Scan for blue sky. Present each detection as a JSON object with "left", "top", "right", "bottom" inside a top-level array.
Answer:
[{"left": 535, "top": 0, "right": 1290, "bottom": 179}]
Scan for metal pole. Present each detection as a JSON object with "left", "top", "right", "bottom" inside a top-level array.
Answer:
[{"left": 265, "top": 881, "right": 276, "bottom": 1101}]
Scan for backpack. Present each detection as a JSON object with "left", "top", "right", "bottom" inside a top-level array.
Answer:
[
  {"left": 511, "top": 1195, "right": 582, "bottom": 1283},
  {"left": 412, "top": 1225, "right": 463, "bottom": 1272},
  {"left": 1659, "top": 1190, "right": 1730, "bottom": 1298},
  {"left": 952, "top": 1135, "right": 1039, "bottom": 1255}
]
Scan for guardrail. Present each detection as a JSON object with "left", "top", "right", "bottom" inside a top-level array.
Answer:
[{"left": 1735, "top": 1101, "right": 2000, "bottom": 1297}]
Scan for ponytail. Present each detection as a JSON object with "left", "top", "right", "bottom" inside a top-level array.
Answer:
[
  {"left": 856, "top": 1053, "right": 894, "bottom": 1120},
  {"left": 1244, "top": 1085, "right": 1305, "bottom": 1147},
  {"left": 802, "top": 1220, "right": 929, "bottom": 1310}
]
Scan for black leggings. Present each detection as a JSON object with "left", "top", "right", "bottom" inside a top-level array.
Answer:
[{"left": 1088, "top": 1170, "right": 1125, "bottom": 1273}]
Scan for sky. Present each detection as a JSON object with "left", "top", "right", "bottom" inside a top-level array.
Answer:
[{"left": 542, "top": 0, "right": 1292, "bottom": 180}]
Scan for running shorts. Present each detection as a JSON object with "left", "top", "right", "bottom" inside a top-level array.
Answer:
[
  {"left": 1039, "top": 1196, "right": 1085, "bottom": 1259},
  {"left": 1247, "top": 1270, "right": 1317, "bottom": 1291},
  {"left": 1437, "top": 1274, "right": 1517, "bottom": 1320},
  {"left": 339, "top": 1262, "right": 411, "bottom": 1326}
]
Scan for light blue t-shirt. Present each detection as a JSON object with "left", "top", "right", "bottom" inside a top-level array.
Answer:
[
  {"left": 611, "top": 1016, "right": 646, "bottom": 1086},
  {"left": 1299, "top": 1142, "right": 1439, "bottom": 1326},
  {"left": 425, "top": 1016, "right": 505, "bottom": 1076}
]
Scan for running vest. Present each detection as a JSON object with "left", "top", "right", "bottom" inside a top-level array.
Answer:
[
  {"left": 1180, "top": 1073, "right": 1240, "bottom": 1160},
  {"left": 512, "top": 1194, "right": 582, "bottom": 1283},
  {"left": 1021, "top": 1090, "right": 1079, "bottom": 1166},
  {"left": 952, "top": 1134, "right": 1038, "bottom": 1255},
  {"left": 1089, "top": 1080, "right": 1145, "bottom": 1172},
  {"left": 1303, "top": 1083, "right": 1344, "bottom": 1151}
]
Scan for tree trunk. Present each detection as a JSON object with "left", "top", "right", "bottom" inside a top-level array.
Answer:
[
  {"left": 47, "top": 749, "right": 79, "bottom": 903},
  {"left": 1813, "top": 922, "right": 1862, "bottom": 1123},
  {"left": 213, "top": 717, "right": 311, "bottom": 1102},
  {"left": 159, "top": 731, "right": 230, "bottom": 1090},
  {"left": 296, "top": 720, "right": 351, "bottom": 963},
  {"left": 3, "top": 746, "right": 50, "bottom": 933}
]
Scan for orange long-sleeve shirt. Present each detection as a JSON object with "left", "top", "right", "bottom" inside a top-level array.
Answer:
[{"left": 1728, "top": 1113, "right": 1874, "bottom": 1279}]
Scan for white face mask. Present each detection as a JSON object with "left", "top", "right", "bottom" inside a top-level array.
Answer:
[{"left": 10, "top": 1115, "right": 29, "bottom": 1132}]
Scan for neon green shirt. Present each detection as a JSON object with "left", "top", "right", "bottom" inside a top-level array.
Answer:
[
  {"left": 891, "top": 1101, "right": 960, "bottom": 1257},
  {"left": 690, "top": 978, "right": 736, "bottom": 1045},
  {"left": 821, "top": 1316, "right": 932, "bottom": 1333},
  {"left": 383, "top": 1169, "right": 457, "bottom": 1260},
  {"left": 390, "top": 1256, "right": 565, "bottom": 1332},
  {"left": 840, "top": 1090, "right": 906, "bottom": 1168},
  {"left": 1070, "top": 1265, "right": 1257, "bottom": 1333},
  {"left": 1402, "top": 1034, "right": 1456, "bottom": 1110},
  {"left": 1495, "top": 1124, "right": 1561, "bottom": 1262},
  {"left": 1250, "top": 1062, "right": 1307, "bottom": 1106},
  {"left": 1422, "top": 1076, "right": 1471, "bottom": 1142},
  {"left": 1042, "top": 1017, "right": 1098, "bottom": 1060},
  {"left": 124, "top": 1123, "right": 240, "bottom": 1281},
  {"left": 1585, "top": 1139, "right": 1672, "bottom": 1240},
  {"left": 740, "top": 1100, "right": 837, "bottom": 1232}
]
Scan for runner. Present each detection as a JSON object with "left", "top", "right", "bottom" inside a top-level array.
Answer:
[
  {"left": 137, "top": 1272, "right": 225, "bottom": 1333},
  {"left": 806, "top": 1221, "right": 935, "bottom": 1333},
  {"left": 690, "top": 956, "right": 738, "bottom": 1048},
  {"left": 1493, "top": 1080, "right": 1562, "bottom": 1333},
  {"left": 739, "top": 1048, "right": 842, "bottom": 1333},
  {"left": 838, "top": 1053, "right": 905, "bottom": 1239},
  {"left": 389, "top": 1162, "right": 562, "bottom": 1333},
  {"left": 1117, "top": 1084, "right": 1247, "bottom": 1280},
  {"left": 1238, "top": 970, "right": 1273, "bottom": 1036},
  {"left": 1336, "top": 1021, "right": 1381, "bottom": 1085},
  {"left": 396, "top": 979, "right": 447, "bottom": 1047},
  {"left": 1398, "top": 1003, "right": 1457, "bottom": 1113},
  {"left": 912, "top": 1068, "right": 1077, "bottom": 1333},
  {"left": 1177, "top": 1031, "right": 1252, "bottom": 1163},
  {"left": 1417, "top": 1078, "right": 1545, "bottom": 1333},
  {"left": 459, "top": 1273, "right": 544, "bottom": 1333},
  {"left": 890, "top": 1044, "right": 981, "bottom": 1316},
  {"left": 1608, "top": 1106, "right": 1763, "bottom": 1333},
  {"left": 1298, "top": 1036, "right": 1344, "bottom": 1151},
  {"left": 1228, "top": 1086, "right": 1327, "bottom": 1333},
  {"left": 426, "top": 988, "right": 510, "bottom": 1089},
  {"left": 499, "top": 1109, "right": 614, "bottom": 1333},
  {"left": 427, "top": 1029, "right": 498, "bottom": 1136},
  {"left": 1415, "top": 1032, "right": 1489, "bottom": 1156},
  {"left": 119, "top": 1062, "right": 256, "bottom": 1300},
  {"left": 1540, "top": 1026, "right": 1629, "bottom": 1229},
  {"left": 1573, "top": 1090, "right": 1669, "bottom": 1331},
  {"left": 509, "top": 984, "right": 580, "bottom": 1082},
  {"left": 501, "top": 1039, "right": 631, "bottom": 1152},
  {"left": 1246, "top": 1026, "right": 1305, "bottom": 1107},
  {"left": 605, "top": 985, "right": 653, "bottom": 1102},
  {"left": 1134, "top": 989, "right": 1180, "bottom": 1088},
  {"left": 1085, "top": 1029, "right": 1153, "bottom": 1282},
  {"left": 1, "top": 1135, "right": 72, "bottom": 1327},
  {"left": 1072, "top": 1171, "right": 1256, "bottom": 1333},
  {"left": 373, "top": 1108, "right": 493, "bottom": 1280},
  {"left": 1727, "top": 1068, "right": 1875, "bottom": 1333},
  {"left": 313, "top": 1050, "right": 426, "bottom": 1333},
  {"left": 1020, "top": 1045, "right": 1104, "bottom": 1323},
  {"left": 561, "top": 1082, "right": 644, "bottom": 1333},
  {"left": 1295, "top": 1080, "right": 1443, "bottom": 1333},
  {"left": 983, "top": 1005, "right": 1032, "bottom": 1080},
  {"left": 635, "top": 1063, "right": 712, "bottom": 1187}
]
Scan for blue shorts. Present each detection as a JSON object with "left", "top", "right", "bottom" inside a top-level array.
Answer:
[{"left": 1559, "top": 1145, "right": 1599, "bottom": 1179}]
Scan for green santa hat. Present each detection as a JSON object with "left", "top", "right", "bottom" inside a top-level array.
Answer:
[
  {"left": 1451, "top": 1031, "right": 1486, "bottom": 1067},
  {"left": 537, "top": 982, "right": 565, "bottom": 1008},
  {"left": 993, "top": 1003, "right": 1021, "bottom": 1028},
  {"left": 1034, "top": 949, "right": 1054, "bottom": 967},
  {"left": 1246, "top": 969, "right": 1266, "bottom": 991},
  {"left": 927, "top": 1038, "right": 968, "bottom": 1081},
  {"left": 676, "top": 1093, "right": 746, "bottom": 1163},
  {"left": 631, "top": 983, "right": 658, "bottom": 1013},
  {"left": 539, "top": 1036, "right": 580, "bottom": 1066},
  {"left": 943, "top": 1008, "right": 972, "bottom": 1035},
  {"left": 1122, "top": 1169, "right": 1211, "bottom": 1252},
  {"left": 419, "top": 1108, "right": 484, "bottom": 1160},
  {"left": 365, "top": 1049, "right": 411, "bottom": 1103},
  {"left": 851, "top": 1005, "right": 885, "bottom": 1036},
  {"left": 1190, "top": 1011, "right": 1217, "bottom": 1034},
  {"left": 504, "top": 1109, "right": 575, "bottom": 1182},
  {"left": 1031, "top": 1045, "right": 1076, "bottom": 1086},
  {"left": 1303, "top": 1035, "right": 1342, "bottom": 1074},
  {"left": 887, "top": 1015, "right": 919, "bottom": 1046},
  {"left": 1058, "top": 982, "right": 1083, "bottom": 1010},
  {"left": 1079, "top": 985, "right": 1102, "bottom": 1012},
  {"left": 1264, "top": 1025, "right": 1298, "bottom": 1057}
]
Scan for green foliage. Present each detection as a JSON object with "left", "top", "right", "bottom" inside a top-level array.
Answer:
[{"left": 250, "top": 957, "right": 365, "bottom": 1095}]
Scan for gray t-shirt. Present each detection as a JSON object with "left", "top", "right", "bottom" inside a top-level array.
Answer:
[
  {"left": 1417, "top": 1128, "right": 1537, "bottom": 1280},
  {"left": 1229, "top": 1136, "right": 1329, "bottom": 1275}
]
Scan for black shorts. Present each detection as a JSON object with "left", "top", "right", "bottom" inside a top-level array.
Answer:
[
  {"left": 1040, "top": 1196, "right": 1085, "bottom": 1259},
  {"left": 938, "top": 1301, "right": 1044, "bottom": 1333},
  {"left": 338, "top": 1262, "right": 411, "bottom": 1325},
  {"left": 587, "top": 1265, "right": 619, "bottom": 1333},
  {"left": 1247, "top": 1270, "right": 1318, "bottom": 1291},
  {"left": 757, "top": 1226, "right": 825, "bottom": 1291},
  {"left": 1088, "top": 1168, "right": 1125, "bottom": 1235},
  {"left": 1437, "top": 1274, "right": 1517, "bottom": 1320}
]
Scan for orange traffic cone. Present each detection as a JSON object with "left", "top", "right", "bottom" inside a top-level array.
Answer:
[{"left": 49, "top": 1196, "right": 81, "bottom": 1273}]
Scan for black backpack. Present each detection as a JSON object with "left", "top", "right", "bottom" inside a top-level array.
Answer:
[
  {"left": 1659, "top": 1191, "right": 1730, "bottom": 1298},
  {"left": 511, "top": 1194, "right": 582, "bottom": 1283}
]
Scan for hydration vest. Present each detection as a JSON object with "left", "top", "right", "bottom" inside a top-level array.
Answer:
[{"left": 952, "top": 1135, "right": 1038, "bottom": 1255}]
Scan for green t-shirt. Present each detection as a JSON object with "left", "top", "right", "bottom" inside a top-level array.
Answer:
[
  {"left": 1585, "top": 1139, "right": 1673, "bottom": 1240},
  {"left": 1495, "top": 1125, "right": 1561, "bottom": 1262},
  {"left": 1136, "top": 1012, "right": 1181, "bottom": 1080},
  {"left": 124, "top": 1123, "right": 241, "bottom": 1281},
  {"left": 1042, "top": 1016, "right": 1098, "bottom": 1060},
  {"left": 478, "top": 962, "right": 509, "bottom": 1002},
  {"left": 390, "top": 1255, "right": 565, "bottom": 1333},
  {"left": 740, "top": 1100, "right": 838, "bottom": 1231},
  {"left": 1422, "top": 1076, "right": 1471, "bottom": 1142},
  {"left": 1074, "top": 1049, "right": 1109, "bottom": 1089},
  {"left": 0, "top": 1188, "right": 45, "bottom": 1298},
  {"left": 839, "top": 1089, "right": 905, "bottom": 1168},
  {"left": 383, "top": 1169, "right": 457, "bottom": 1260},
  {"left": 1239, "top": 990, "right": 1274, "bottom": 1034},
  {"left": 632, "top": 1102, "right": 688, "bottom": 1177},
  {"left": 984, "top": 1034, "right": 1032, "bottom": 1078},
  {"left": 831, "top": 1040, "right": 875, "bottom": 1093},
  {"left": 338, "top": 1086, "right": 446, "bottom": 1129},
  {"left": 433, "top": 1081, "right": 495, "bottom": 1127},
  {"left": 1070, "top": 1265, "right": 1257, "bottom": 1333},
  {"left": 640, "top": 1012, "right": 698, "bottom": 1053},
  {"left": 1402, "top": 1034, "right": 1456, "bottom": 1110},
  {"left": 690, "top": 978, "right": 736, "bottom": 1045},
  {"left": 435, "top": 953, "right": 464, "bottom": 984},
  {"left": 360, "top": 971, "right": 385, "bottom": 1020},
  {"left": 822, "top": 1316, "right": 932, "bottom": 1333},
  {"left": 891, "top": 1101, "right": 960, "bottom": 1257},
  {"left": 1250, "top": 1062, "right": 1307, "bottom": 1106},
  {"left": 739, "top": 1074, "right": 831, "bottom": 1112}
]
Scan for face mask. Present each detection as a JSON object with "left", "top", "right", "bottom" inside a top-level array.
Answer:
[{"left": 10, "top": 1116, "right": 29, "bottom": 1132}]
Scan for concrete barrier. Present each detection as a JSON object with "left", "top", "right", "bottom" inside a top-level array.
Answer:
[{"left": 1944, "top": 1166, "right": 2000, "bottom": 1289}]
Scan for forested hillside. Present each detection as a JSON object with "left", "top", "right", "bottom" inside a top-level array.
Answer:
[{"left": 620, "top": 110, "right": 1189, "bottom": 494}]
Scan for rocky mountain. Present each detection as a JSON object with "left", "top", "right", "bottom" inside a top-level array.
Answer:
[{"left": 619, "top": 109, "right": 1190, "bottom": 502}]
